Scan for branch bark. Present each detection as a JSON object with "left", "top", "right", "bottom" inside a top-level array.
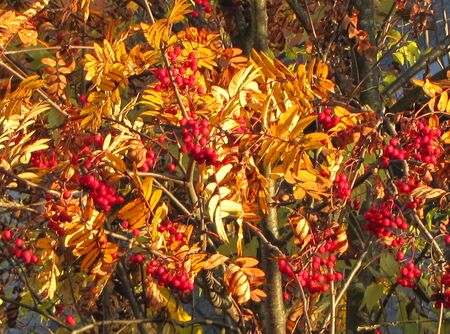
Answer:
[
  {"left": 259, "top": 166, "right": 286, "bottom": 334},
  {"left": 383, "top": 34, "right": 450, "bottom": 96}
]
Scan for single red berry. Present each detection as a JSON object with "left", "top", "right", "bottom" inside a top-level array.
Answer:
[
  {"left": 63, "top": 190, "right": 71, "bottom": 199},
  {"left": 15, "top": 238, "right": 24, "bottom": 248},
  {"left": 2, "top": 229, "right": 12, "bottom": 241},
  {"left": 444, "top": 235, "right": 450, "bottom": 245},
  {"left": 168, "top": 163, "right": 176, "bottom": 172},
  {"left": 66, "top": 315, "right": 76, "bottom": 326}
]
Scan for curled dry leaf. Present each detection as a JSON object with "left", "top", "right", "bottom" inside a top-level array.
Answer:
[
  {"left": 410, "top": 186, "right": 447, "bottom": 200},
  {"left": 224, "top": 258, "right": 266, "bottom": 304}
]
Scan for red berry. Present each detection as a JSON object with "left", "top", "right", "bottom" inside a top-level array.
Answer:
[
  {"left": 2, "top": 230, "right": 12, "bottom": 241},
  {"left": 444, "top": 235, "right": 450, "bottom": 244},
  {"left": 15, "top": 238, "right": 24, "bottom": 248},
  {"left": 22, "top": 250, "right": 32, "bottom": 263},
  {"left": 66, "top": 315, "right": 76, "bottom": 326}
]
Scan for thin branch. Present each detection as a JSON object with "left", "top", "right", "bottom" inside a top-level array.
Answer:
[
  {"left": 285, "top": 0, "right": 322, "bottom": 56},
  {"left": 71, "top": 318, "right": 238, "bottom": 334},
  {"left": 138, "top": 172, "right": 185, "bottom": 185},
  {"left": 357, "top": 319, "right": 437, "bottom": 332},
  {"left": 116, "top": 261, "right": 147, "bottom": 334},
  {"left": 153, "top": 179, "right": 191, "bottom": 216},
  {"left": 0, "top": 294, "right": 70, "bottom": 330},
  {"left": 3, "top": 45, "right": 94, "bottom": 55},
  {"left": 384, "top": 34, "right": 450, "bottom": 95},
  {"left": 0, "top": 59, "right": 68, "bottom": 117},
  {"left": 141, "top": 0, "right": 189, "bottom": 119},
  {"left": 0, "top": 166, "right": 60, "bottom": 197}
]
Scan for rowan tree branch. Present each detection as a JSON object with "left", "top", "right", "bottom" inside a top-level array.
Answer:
[{"left": 383, "top": 34, "right": 450, "bottom": 96}]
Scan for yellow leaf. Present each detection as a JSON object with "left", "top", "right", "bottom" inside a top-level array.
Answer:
[
  {"left": 437, "top": 91, "right": 448, "bottom": 112},
  {"left": 422, "top": 79, "right": 443, "bottom": 97},
  {"left": 203, "top": 254, "right": 229, "bottom": 270},
  {"left": 158, "top": 286, "right": 192, "bottom": 321},
  {"left": 410, "top": 186, "right": 446, "bottom": 200}
]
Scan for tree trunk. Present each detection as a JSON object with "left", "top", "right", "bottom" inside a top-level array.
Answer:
[{"left": 260, "top": 166, "right": 286, "bottom": 334}]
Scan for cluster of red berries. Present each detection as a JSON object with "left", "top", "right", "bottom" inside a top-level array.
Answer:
[
  {"left": 431, "top": 272, "right": 450, "bottom": 309},
  {"left": 397, "top": 262, "right": 421, "bottom": 287},
  {"left": 139, "top": 149, "right": 157, "bottom": 172},
  {"left": 318, "top": 108, "right": 340, "bottom": 130},
  {"left": 278, "top": 239, "right": 344, "bottom": 294},
  {"left": 380, "top": 137, "right": 409, "bottom": 168},
  {"left": 79, "top": 174, "right": 124, "bottom": 212},
  {"left": 120, "top": 221, "right": 140, "bottom": 237},
  {"left": 192, "top": 0, "right": 212, "bottom": 17},
  {"left": 154, "top": 48, "right": 201, "bottom": 92},
  {"left": 333, "top": 173, "right": 351, "bottom": 199},
  {"left": 1, "top": 230, "right": 38, "bottom": 264},
  {"left": 404, "top": 197, "right": 423, "bottom": 210},
  {"left": 278, "top": 259, "right": 295, "bottom": 279},
  {"left": 71, "top": 134, "right": 103, "bottom": 168},
  {"left": 45, "top": 198, "right": 72, "bottom": 235},
  {"left": 129, "top": 253, "right": 144, "bottom": 265},
  {"left": 31, "top": 149, "right": 58, "bottom": 168},
  {"left": 159, "top": 219, "right": 186, "bottom": 243},
  {"left": 407, "top": 122, "right": 442, "bottom": 164},
  {"left": 395, "top": 178, "right": 419, "bottom": 194},
  {"left": 297, "top": 255, "right": 344, "bottom": 294},
  {"left": 146, "top": 259, "right": 194, "bottom": 294},
  {"left": 364, "top": 201, "right": 408, "bottom": 239},
  {"left": 180, "top": 117, "right": 218, "bottom": 165},
  {"left": 55, "top": 304, "right": 76, "bottom": 326},
  {"left": 380, "top": 122, "right": 443, "bottom": 167}
]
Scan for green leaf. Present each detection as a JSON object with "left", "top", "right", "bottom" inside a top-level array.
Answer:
[
  {"left": 380, "top": 251, "right": 399, "bottom": 278},
  {"left": 393, "top": 51, "right": 405, "bottom": 65},
  {"left": 361, "top": 282, "right": 384, "bottom": 312}
]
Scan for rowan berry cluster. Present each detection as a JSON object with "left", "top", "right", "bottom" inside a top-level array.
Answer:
[
  {"left": 139, "top": 149, "right": 156, "bottom": 172},
  {"left": 191, "top": 0, "right": 212, "bottom": 18},
  {"left": 129, "top": 253, "right": 144, "bottom": 265},
  {"left": 154, "top": 48, "right": 200, "bottom": 92},
  {"left": 79, "top": 174, "right": 124, "bottom": 212},
  {"left": 395, "top": 178, "right": 419, "bottom": 194},
  {"left": 31, "top": 149, "right": 58, "bottom": 168},
  {"left": 278, "top": 238, "right": 344, "bottom": 294},
  {"left": 364, "top": 201, "right": 408, "bottom": 239},
  {"left": 146, "top": 259, "right": 194, "bottom": 294},
  {"left": 46, "top": 198, "right": 71, "bottom": 235},
  {"left": 380, "top": 122, "right": 443, "bottom": 167},
  {"left": 297, "top": 256, "right": 344, "bottom": 294},
  {"left": 1, "top": 230, "right": 38, "bottom": 264},
  {"left": 159, "top": 219, "right": 186, "bottom": 243},
  {"left": 180, "top": 117, "right": 218, "bottom": 165},
  {"left": 397, "top": 262, "right": 422, "bottom": 287},
  {"left": 71, "top": 134, "right": 103, "bottom": 168},
  {"left": 381, "top": 137, "right": 408, "bottom": 168},
  {"left": 318, "top": 108, "right": 340, "bottom": 130},
  {"left": 431, "top": 272, "right": 450, "bottom": 309},
  {"left": 333, "top": 173, "right": 351, "bottom": 199},
  {"left": 407, "top": 121, "right": 442, "bottom": 164}
]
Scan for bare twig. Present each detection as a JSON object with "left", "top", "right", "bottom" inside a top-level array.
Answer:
[
  {"left": 153, "top": 179, "right": 191, "bottom": 216},
  {"left": 3, "top": 45, "right": 94, "bottom": 55},
  {"left": 357, "top": 319, "right": 437, "bottom": 332},
  {"left": 0, "top": 294, "right": 70, "bottom": 330},
  {"left": 71, "top": 318, "right": 238, "bottom": 334},
  {"left": 384, "top": 34, "right": 450, "bottom": 95},
  {"left": 0, "top": 59, "right": 68, "bottom": 117}
]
